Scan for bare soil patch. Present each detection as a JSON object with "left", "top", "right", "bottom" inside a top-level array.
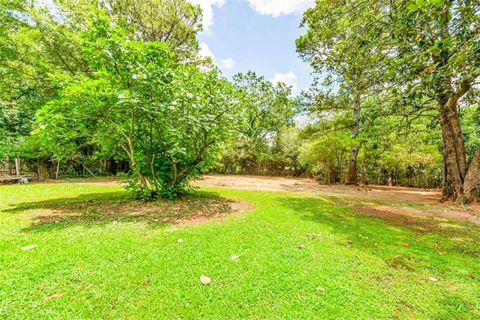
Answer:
[
  {"left": 357, "top": 204, "right": 480, "bottom": 224},
  {"left": 197, "top": 175, "right": 480, "bottom": 224},
  {"left": 8, "top": 192, "right": 254, "bottom": 231}
]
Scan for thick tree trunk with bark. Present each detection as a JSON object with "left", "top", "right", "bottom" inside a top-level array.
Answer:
[
  {"left": 438, "top": 84, "right": 479, "bottom": 203},
  {"left": 37, "top": 158, "right": 49, "bottom": 181},
  {"left": 347, "top": 146, "right": 359, "bottom": 185},
  {"left": 440, "top": 104, "right": 466, "bottom": 200},
  {"left": 464, "top": 149, "right": 480, "bottom": 203},
  {"left": 347, "top": 94, "right": 361, "bottom": 185}
]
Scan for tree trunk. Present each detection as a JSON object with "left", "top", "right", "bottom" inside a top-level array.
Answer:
[
  {"left": 15, "top": 158, "right": 21, "bottom": 176},
  {"left": 464, "top": 148, "right": 480, "bottom": 203},
  {"left": 347, "top": 146, "right": 359, "bottom": 185},
  {"left": 55, "top": 161, "right": 60, "bottom": 180},
  {"left": 347, "top": 94, "right": 361, "bottom": 185},
  {"left": 439, "top": 96, "right": 478, "bottom": 203},
  {"left": 440, "top": 110, "right": 465, "bottom": 200},
  {"left": 37, "top": 158, "right": 49, "bottom": 181},
  {"left": 4, "top": 157, "right": 10, "bottom": 174}
]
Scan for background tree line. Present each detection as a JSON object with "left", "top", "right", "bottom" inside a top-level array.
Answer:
[
  {"left": 1, "top": 0, "right": 478, "bottom": 202},
  {"left": 296, "top": 0, "right": 480, "bottom": 202}
]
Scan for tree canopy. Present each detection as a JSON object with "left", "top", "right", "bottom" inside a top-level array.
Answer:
[
  {"left": 297, "top": 0, "right": 480, "bottom": 202},
  {"left": 1, "top": 0, "right": 479, "bottom": 203}
]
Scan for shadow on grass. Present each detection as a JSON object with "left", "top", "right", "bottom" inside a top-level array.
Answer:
[
  {"left": 279, "top": 196, "right": 480, "bottom": 317},
  {"left": 279, "top": 196, "right": 480, "bottom": 261},
  {"left": 4, "top": 191, "right": 233, "bottom": 232}
]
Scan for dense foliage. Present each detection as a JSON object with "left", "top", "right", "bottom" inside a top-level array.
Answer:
[
  {"left": 1, "top": 0, "right": 478, "bottom": 202},
  {"left": 36, "top": 10, "right": 236, "bottom": 198},
  {"left": 220, "top": 72, "right": 300, "bottom": 175},
  {"left": 297, "top": 0, "right": 480, "bottom": 202},
  {"left": 0, "top": 0, "right": 237, "bottom": 198}
]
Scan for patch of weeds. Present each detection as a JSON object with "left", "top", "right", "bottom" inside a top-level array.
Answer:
[
  {"left": 385, "top": 254, "right": 422, "bottom": 271},
  {"left": 449, "top": 242, "right": 480, "bottom": 257}
]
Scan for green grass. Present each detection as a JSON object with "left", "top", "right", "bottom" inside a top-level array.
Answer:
[{"left": 1, "top": 182, "right": 479, "bottom": 319}]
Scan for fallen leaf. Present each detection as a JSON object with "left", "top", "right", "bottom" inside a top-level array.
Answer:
[
  {"left": 428, "top": 277, "right": 439, "bottom": 282},
  {"left": 230, "top": 254, "right": 241, "bottom": 261},
  {"left": 316, "top": 287, "right": 326, "bottom": 293},
  {"left": 44, "top": 293, "right": 64, "bottom": 301},
  {"left": 21, "top": 244, "right": 37, "bottom": 251},
  {"left": 200, "top": 275, "right": 211, "bottom": 285},
  {"left": 177, "top": 238, "right": 184, "bottom": 244},
  {"left": 424, "top": 65, "right": 436, "bottom": 73}
]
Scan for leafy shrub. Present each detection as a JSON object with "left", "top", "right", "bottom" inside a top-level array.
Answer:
[{"left": 35, "top": 10, "right": 237, "bottom": 199}]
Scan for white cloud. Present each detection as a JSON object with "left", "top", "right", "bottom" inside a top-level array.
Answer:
[
  {"left": 188, "top": 0, "right": 225, "bottom": 33},
  {"left": 199, "top": 42, "right": 215, "bottom": 59},
  {"left": 271, "top": 71, "right": 297, "bottom": 90},
  {"left": 199, "top": 43, "right": 236, "bottom": 72},
  {"left": 220, "top": 57, "right": 235, "bottom": 70},
  {"left": 248, "top": 0, "right": 315, "bottom": 17}
]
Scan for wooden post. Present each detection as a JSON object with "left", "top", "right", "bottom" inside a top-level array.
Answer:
[
  {"left": 4, "top": 157, "right": 10, "bottom": 174},
  {"left": 15, "top": 158, "right": 21, "bottom": 176},
  {"left": 55, "top": 161, "right": 60, "bottom": 180}
]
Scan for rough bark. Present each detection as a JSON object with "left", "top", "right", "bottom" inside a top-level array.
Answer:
[
  {"left": 347, "top": 94, "right": 361, "bottom": 185},
  {"left": 439, "top": 108, "right": 465, "bottom": 200},
  {"left": 439, "top": 92, "right": 480, "bottom": 203},
  {"left": 464, "top": 149, "right": 480, "bottom": 203},
  {"left": 434, "top": 72, "right": 474, "bottom": 202},
  {"left": 347, "top": 146, "right": 359, "bottom": 185}
]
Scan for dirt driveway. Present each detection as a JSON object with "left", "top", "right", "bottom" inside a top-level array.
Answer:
[{"left": 197, "top": 175, "right": 480, "bottom": 224}]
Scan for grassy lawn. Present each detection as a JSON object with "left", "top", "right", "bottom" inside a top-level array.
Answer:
[{"left": 1, "top": 182, "right": 479, "bottom": 319}]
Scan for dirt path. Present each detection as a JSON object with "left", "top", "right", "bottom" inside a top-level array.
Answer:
[{"left": 197, "top": 175, "right": 480, "bottom": 224}]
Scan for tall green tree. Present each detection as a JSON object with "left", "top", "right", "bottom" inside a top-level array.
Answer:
[
  {"left": 35, "top": 10, "right": 236, "bottom": 198},
  {"left": 1, "top": 0, "right": 206, "bottom": 176},
  {"left": 387, "top": 0, "right": 480, "bottom": 202},
  {"left": 222, "top": 71, "right": 298, "bottom": 174},
  {"left": 97, "top": 0, "right": 202, "bottom": 59},
  {"left": 297, "top": 1, "right": 385, "bottom": 185},
  {"left": 298, "top": 0, "right": 480, "bottom": 202},
  {"left": 0, "top": 0, "right": 86, "bottom": 160}
]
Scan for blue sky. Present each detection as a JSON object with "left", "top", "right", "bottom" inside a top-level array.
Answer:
[{"left": 191, "top": 0, "right": 315, "bottom": 94}]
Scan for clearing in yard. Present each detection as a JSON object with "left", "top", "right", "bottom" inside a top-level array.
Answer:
[{"left": 0, "top": 176, "right": 479, "bottom": 319}]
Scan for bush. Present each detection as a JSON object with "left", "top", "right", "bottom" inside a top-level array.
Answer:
[{"left": 35, "top": 11, "right": 237, "bottom": 199}]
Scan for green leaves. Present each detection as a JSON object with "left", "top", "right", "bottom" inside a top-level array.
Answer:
[{"left": 33, "top": 9, "right": 236, "bottom": 199}]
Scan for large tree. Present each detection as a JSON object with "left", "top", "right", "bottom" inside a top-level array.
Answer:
[
  {"left": 35, "top": 10, "right": 237, "bottom": 198},
  {"left": 222, "top": 71, "right": 298, "bottom": 174},
  {"left": 296, "top": 1, "right": 385, "bottom": 185},
  {"left": 388, "top": 0, "right": 480, "bottom": 202},
  {"left": 97, "top": 0, "right": 202, "bottom": 59},
  {"left": 298, "top": 0, "right": 480, "bottom": 202},
  {"left": 0, "top": 0, "right": 206, "bottom": 178}
]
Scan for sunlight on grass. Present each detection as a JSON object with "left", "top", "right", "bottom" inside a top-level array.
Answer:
[{"left": 1, "top": 183, "right": 479, "bottom": 319}]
